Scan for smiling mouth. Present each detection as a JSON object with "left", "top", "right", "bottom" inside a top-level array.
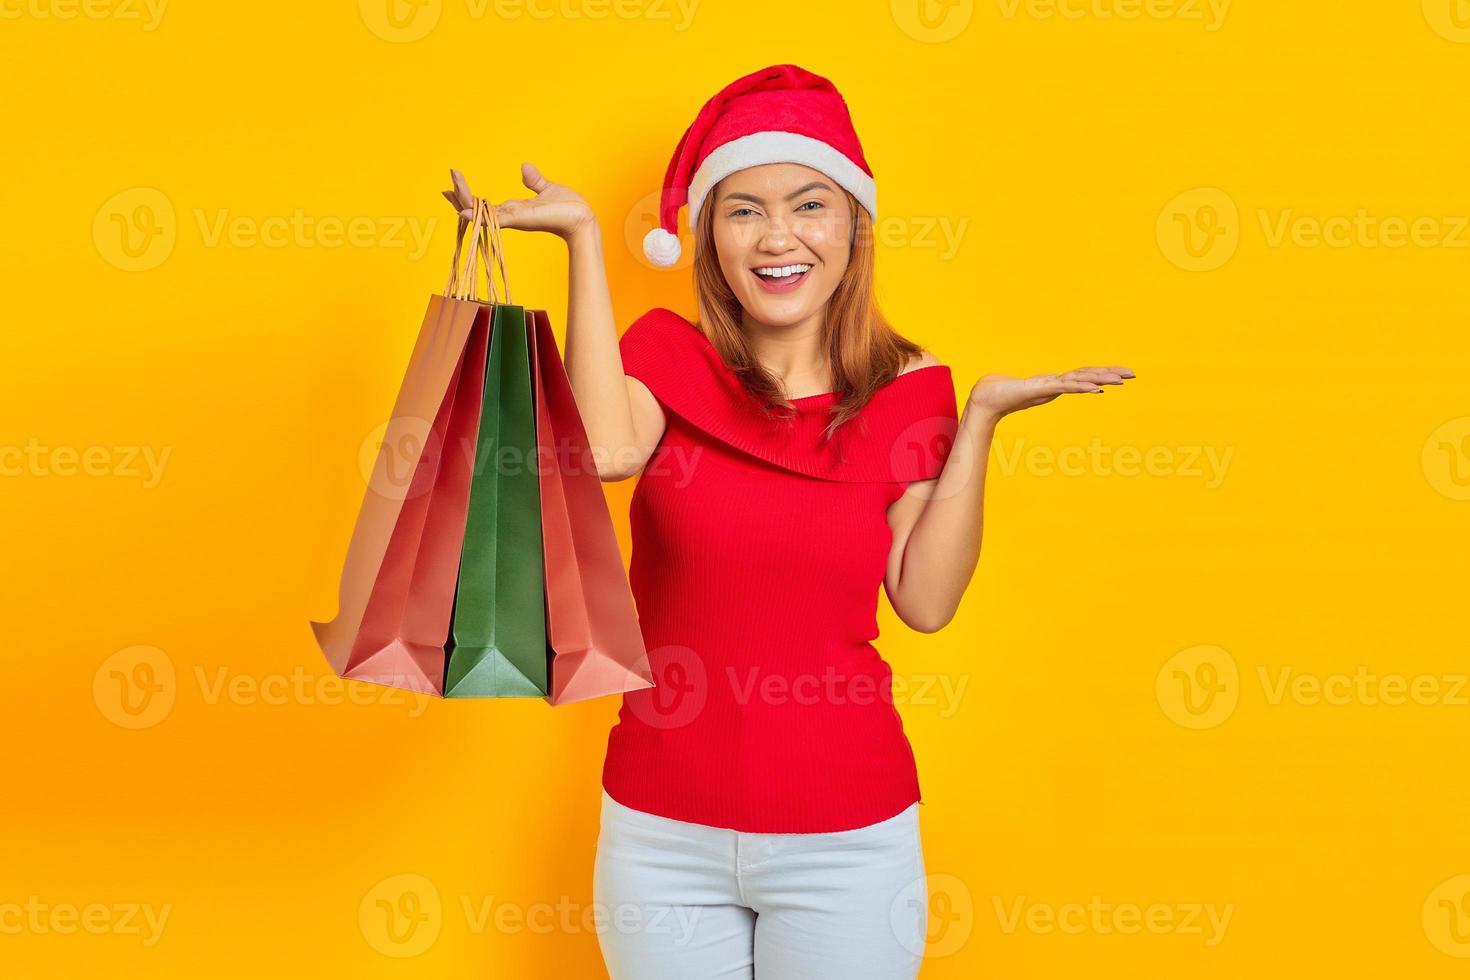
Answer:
[{"left": 750, "top": 263, "right": 812, "bottom": 292}]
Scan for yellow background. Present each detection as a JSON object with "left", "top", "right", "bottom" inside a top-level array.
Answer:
[{"left": 4, "top": 0, "right": 1469, "bottom": 976}]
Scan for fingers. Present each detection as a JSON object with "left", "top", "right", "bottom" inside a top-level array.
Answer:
[
  {"left": 1060, "top": 367, "right": 1134, "bottom": 386},
  {"left": 1033, "top": 374, "right": 1107, "bottom": 394},
  {"left": 521, "top": 161, "right": 551, "bottom": 194},
  {"left": 493, "top": 199, "right": 529, "bottom": 230}
]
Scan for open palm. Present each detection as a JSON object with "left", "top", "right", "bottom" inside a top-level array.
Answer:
[
  {"left": 492, "top": 162, "right": 595, "bottom": 240},
  {"left": 969, "top": 366, "right": 1135, "bottom": 423}
]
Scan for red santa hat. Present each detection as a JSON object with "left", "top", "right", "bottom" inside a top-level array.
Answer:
[{"left": 642, "top": 63, "right": 878, "bottom": 267}]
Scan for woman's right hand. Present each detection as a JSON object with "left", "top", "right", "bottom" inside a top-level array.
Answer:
[{"left": 493, "top": 162, "right": 597, "bottom": 241}]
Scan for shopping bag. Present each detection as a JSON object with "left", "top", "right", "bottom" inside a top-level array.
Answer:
[
  {"left": 336, "top": 311, "right": 491, "bottom": 695},
  {"left": 384, "top": 313, "right": 490, "bottom": 691},
  {"left": 309, "top": 298, "right": 483, "bottom": 677},
  {"left": 444, "top": 301, "right": 549, "bottom": 697},
  {"left": 312, "top": 176, "right": 504, "bottom": 684},
  {"left": 528, "top": 308, "right": 654, "bottom": 705},
  {"left": 314, "top": 171, "right": 653, "bottom": 708}
]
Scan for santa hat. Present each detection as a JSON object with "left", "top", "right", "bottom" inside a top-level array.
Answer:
[{"left": 642, "top": 64, "right": 877, "bottom": 267}]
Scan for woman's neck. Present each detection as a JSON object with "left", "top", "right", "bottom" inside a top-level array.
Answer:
[{"left": 740, "top": 307, "right": 832, "bottom": 396}]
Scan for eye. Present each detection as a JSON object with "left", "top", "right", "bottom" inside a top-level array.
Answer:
[
  {"left": 796, "top": 200, "right": 824, "bottom": 212},
  {"left": 729, "top": 207, "right": 758, "bottom": 218}
]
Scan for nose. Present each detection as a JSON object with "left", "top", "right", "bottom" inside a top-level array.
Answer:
[{"left": 758, "top": 213, "right": 796, "bottom": 253}]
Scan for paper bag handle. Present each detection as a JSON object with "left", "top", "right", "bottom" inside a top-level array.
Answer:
[{"left": 443, "top": 173, "right": 513, "bottom": 305}]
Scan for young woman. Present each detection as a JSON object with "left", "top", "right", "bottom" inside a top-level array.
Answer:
[{"left": 490, "top": 64, "right": 1132, "bottom": 980}]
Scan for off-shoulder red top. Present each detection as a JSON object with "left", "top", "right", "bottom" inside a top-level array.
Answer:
[{"left": 600, "top": 307, "right": 959, "bottom": 833}]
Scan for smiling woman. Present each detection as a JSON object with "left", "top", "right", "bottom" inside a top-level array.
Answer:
[
  {"left": 724, "top": 178, "right": 832, "bottom": 287},
  {"left": 712, "top": 173, "right": 849, "bottom": 302},
  {"left": 485, "top": 60, "right": 1130, "bottom": 980},
  {"left": 691, "top": 163, "right": 933, "bottom": 433},
  {"left": 493, "top": 64, "right": 956, "bottom": 980},
  {"left": 602, "top": 65, "right": 954, "bottom": 980}
]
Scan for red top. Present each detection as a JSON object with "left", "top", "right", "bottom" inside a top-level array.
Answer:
[{"left": 600, "top": 308, "right": 960, "bottom": 833}]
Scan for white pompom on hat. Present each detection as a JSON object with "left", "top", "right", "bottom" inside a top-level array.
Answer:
[{"left": 643, "top": 64, "right": 878, "bottom": 267}]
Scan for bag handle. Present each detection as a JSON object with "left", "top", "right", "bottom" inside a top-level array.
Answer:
[{"left": 442, "top": 171, "right": 513, "bottom": 305}]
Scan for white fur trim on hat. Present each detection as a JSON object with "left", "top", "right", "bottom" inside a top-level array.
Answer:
[
  {"left": 642, "top": 227, "right": 682, "bottom": 266},
  {"left": 687, "top": 131, "right": 877, "bottom": 230}
]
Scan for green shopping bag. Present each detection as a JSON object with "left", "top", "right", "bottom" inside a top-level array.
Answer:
[{"left": 444, "top": 303, "right": 548, "bottom": 697}]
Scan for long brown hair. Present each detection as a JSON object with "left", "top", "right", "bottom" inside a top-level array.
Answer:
[{"left": 692, "top": 185, "right": 925, "bottom": 441}]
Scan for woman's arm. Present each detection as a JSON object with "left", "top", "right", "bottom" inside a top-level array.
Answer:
[
  {"left": 884, "top": 405, "right": 995, "bottom": 633},
  {"left": 495, "top": 163, "right": 666, "bottom": 481},
  {"left": 884, "top": 363, "right": 1135, "bottom": 632},
  {"left": 561, "top": 220, "right": 667, "bottom": 480}
]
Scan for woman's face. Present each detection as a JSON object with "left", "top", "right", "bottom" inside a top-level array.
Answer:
[{"left": 709, "top": 162, "right": 854, "bottom": 329}]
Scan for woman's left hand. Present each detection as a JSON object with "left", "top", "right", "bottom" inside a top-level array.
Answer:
[{"left": 967, "top": 365, "right": 1135, "bottom": 426}]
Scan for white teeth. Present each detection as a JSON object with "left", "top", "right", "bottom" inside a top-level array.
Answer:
[{"left": 754, "top": 264, "right": 812, "bottom": 278}]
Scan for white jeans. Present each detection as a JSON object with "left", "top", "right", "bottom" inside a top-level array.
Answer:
[{"left": 593, "top": 789, "right": 928, "bottom": 979}]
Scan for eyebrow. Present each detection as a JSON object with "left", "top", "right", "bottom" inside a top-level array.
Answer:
[{"left": 720, "top": 181, "right": 834, "bottom": 205}]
